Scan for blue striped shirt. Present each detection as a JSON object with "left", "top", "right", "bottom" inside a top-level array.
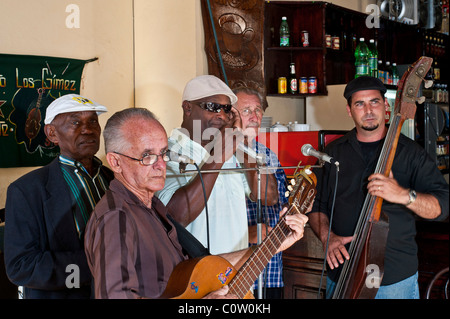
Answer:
[{"left": 247, "top": 141, "right": 288, "bottom": 289}]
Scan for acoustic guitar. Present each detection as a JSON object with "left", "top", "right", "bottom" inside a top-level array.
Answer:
[{"left": 160, "top": 166, "right": 317, "bottom": 299}]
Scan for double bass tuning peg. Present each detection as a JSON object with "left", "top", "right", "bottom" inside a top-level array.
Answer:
[
  {"left": 424, "top": 80, "right": 433, "bottom": 89},
  {"left": 416, "top": 96, "right": 426, "bottom": 104}
]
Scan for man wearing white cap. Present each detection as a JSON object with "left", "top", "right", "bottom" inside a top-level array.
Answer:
[
  {"left": 156, "top": 75, "right": 278, "bottom": 255},
  {"left": 4, "top": 94, "right": 113, "bottom": 298}
]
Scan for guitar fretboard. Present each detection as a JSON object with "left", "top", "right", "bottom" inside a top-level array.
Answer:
[{"left": 229, "top": 178, "right": 315, "bottom": 298}]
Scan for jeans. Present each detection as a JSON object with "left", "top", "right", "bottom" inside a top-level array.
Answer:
[{"left": 326, "top": 272, "right": 420, "bottom": 299}]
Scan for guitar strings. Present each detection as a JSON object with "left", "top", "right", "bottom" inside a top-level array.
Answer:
[{"left": 230, "top": 176, "right": 315, "bottom": 298}]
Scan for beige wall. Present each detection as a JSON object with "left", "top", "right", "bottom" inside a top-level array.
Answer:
[
  {"left": 0, "top": 0, "right": 135, "bottom": 207},
  {"left": 0, "top": 0, "right": 373, "bottom": 208},
  {"left": 134, "top": 0, "right": 208, "bottom": 132}
]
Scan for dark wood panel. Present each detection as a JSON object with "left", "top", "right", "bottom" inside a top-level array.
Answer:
[
  {"left": 283, "top": 220, "right": 449, "bottom": 299},
  {"left": 283, "top": 225, "right": 327, "bottom": 299},
  {"left": 416, "top": 220, "right": 449, "bottom": 299}
]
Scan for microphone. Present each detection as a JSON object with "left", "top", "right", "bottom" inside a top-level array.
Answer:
[
  {"left": 237, "top": 143, "right": 266, "bottom": 166},
  {"left": 168, "top": 151, "right": 196, "bottom": 165},
  {"left": 301, "top": 144, "right": 339, "bottom": 166}
]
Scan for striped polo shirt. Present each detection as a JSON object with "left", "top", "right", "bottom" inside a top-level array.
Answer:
[{"left": 59, "top": 155, "right": 110, "bottom": 239}]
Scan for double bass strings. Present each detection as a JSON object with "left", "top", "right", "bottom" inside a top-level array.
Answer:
[{"left": 333, "top": 114, "right": 402, "bottom": 298}]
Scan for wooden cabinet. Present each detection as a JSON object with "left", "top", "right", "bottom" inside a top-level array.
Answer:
[
  {"left": 263, "top": 1, "right": 423, "bottom": 97},
  {"left": 416, "top": 220, "right": 449, "bottom": 299},
  {"left": 264, "top": 1, "right": 327, "bottom": 96},
  {"left": 282, "top": 225, "right": 327, "bottom": 299},
  {"left": 201, "top": 0, "right": 425, "bottom": 99}
]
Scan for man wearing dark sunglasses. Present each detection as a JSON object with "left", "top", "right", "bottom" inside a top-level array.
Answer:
[
  {"left": 191, "top": 101, "right": 233, "bottom": 114},
  {"left": 156, "top": 75, "right": 278, "bottom": 256}
]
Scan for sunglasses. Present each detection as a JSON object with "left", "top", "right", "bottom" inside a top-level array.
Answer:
[{"left": 193, "top": 101, "right": 232, "bottom": 114}]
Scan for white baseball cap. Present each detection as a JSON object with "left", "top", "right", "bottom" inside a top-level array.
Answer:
[
  {"left": 182, "top": 75, "right": 237, "bottom": 105},
  {"left": 44, "top": 94, "right": 108, "bottom": 124}
]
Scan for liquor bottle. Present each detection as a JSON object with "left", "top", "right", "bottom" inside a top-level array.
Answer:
[
  {"left": 385, "top": 61, "right": 392, "bottom": 85},
  {"left": 280, "top": 17, "right": 290, "bottom": 47},
  {"left": 355, "top": 38, "right": 369, "bottom": 78},
  {"left": 434, "top": 61, "right": 440, "bottom": 80},
  {"left": 444, "top": 84, "right": 448, "bottom": 104},
  {"left": 340, "top": 16, "right": 348, "bottom": 51},
  {"left": 288, "top": 63, "right": 297, "bottom": 94},
  {"left": 349, "top": 20, "right": 357, "bottom": 52},
  {"left": 424, "top": 31, "right": 430, "bottom": 55},
  {"left": 391, "top": 63, "right": 399, "bottom": 85},
  {"left": 436, "top": 84, "right": 443, "bottom": 103},
  {"left": 368, "top": 39, "right": 378, "bottom": 78},
  {"left": 442, "top": 7, "right": 449, "bottom": 35},
  {"left": 378, "top": 60, "right": 385, "bottom": 83}
]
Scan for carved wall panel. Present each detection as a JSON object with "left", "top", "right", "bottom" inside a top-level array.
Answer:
[{"left": 200, "top": 0, "right": 265, "bottom": 97}]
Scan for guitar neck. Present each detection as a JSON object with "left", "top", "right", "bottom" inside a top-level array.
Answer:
[
  {"left": 229, "top": 193, "right": 313, "bottom": 298},
  {"left": 229, "top": 218, "right": 290, "bottom": 298}
]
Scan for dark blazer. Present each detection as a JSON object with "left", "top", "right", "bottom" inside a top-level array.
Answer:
[{"left": 4, "top": 158, "right": 113, "bottom": 298}]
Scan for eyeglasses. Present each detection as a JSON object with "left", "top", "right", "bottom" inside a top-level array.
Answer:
[
  {"left": 193, "top": 101, "right": 232, "bottom": 114},
  {"left": 241, "top": 107, "right": 264, "bottom": 118},
  {"left": 113, "top": 150, "right": 170, "bottom": 166}
]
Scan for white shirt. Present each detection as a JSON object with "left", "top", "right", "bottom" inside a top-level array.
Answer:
[{"left": 156, "top": 128, "right": 250, "bottom": 255}]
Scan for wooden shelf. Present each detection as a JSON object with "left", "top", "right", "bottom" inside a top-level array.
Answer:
[
  {"left": 267, "top": 46, "right": 324, "bottom": 51},
  {"left": 264, "top": 1, "right": 425, "bottom": 94},
  {"left": 267, "top": 93, "right": 321, "bottom": 98},
  {"left": 264, "top": 1, "right": 327, "bottom": 96}
]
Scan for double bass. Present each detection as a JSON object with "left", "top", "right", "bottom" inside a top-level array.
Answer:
[{"left": 332, "top": 57, "right": 433, "bottom": 299}]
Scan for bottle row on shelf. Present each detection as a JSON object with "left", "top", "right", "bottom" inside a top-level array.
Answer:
[
  {"left": 354, "top": 37, "right": 400, "bottom": 85},
  {"left": 279, "top": 16, "right": 310, "bottom": 47},
  {"left": 423, "top": 31, "right": 448, "bottom": 58},
  {"left": 278, "top": 16, "right": 403, "bottom": 83},
  {"left": 273, "top": 15, "right": 447, "bottom": 94},
  {"left": 436, "top": 136, "right": 449, "bottom": 171},
  {"left": 424, "top": 84, "right": 449, "bottom": 104},
  {"left": 277, "top": 63, "right": 317, "bottom": 95},
  {"left": 278, "top": 15, "right": 359, "bottom": 50}
]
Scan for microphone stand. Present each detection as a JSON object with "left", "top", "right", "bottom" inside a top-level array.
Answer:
[
  {"left": 256, "top": 164, "right": 263, "bottom": 299},
  {"left": 180, "top": 162, "right": 323, "bottom": 299}
]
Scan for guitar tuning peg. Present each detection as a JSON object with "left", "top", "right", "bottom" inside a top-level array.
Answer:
[
  {"left": 290, "top": 179, "right": 296, "bottom": 186},
  {"left": 287, "top": 185, "right": 293, "bottom": 191},
  {"left": 416, "top": 96, "right": 426, "bottom": 104},
  {"left": 424, "top": 80, "right": 433, "bottom": 89},
  {"left": 285, "top": 191, "right": 290, "bottom": 198}
]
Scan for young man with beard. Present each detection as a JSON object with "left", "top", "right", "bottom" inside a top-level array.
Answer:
[{"left": 308, "top": 76, "right": 449, "bottom": 299}]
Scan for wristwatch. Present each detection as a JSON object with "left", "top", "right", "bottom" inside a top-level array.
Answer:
[{"left": 406, "top": 189, "right": 417, "bottom": 206}]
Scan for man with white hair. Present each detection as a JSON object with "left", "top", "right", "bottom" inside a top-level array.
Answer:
[
  {"left": 4, "top": 94, "right": 113, "bottom": 298},
  {"left": 232, "top": 86, "right": 289, "bottom": 299}
]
